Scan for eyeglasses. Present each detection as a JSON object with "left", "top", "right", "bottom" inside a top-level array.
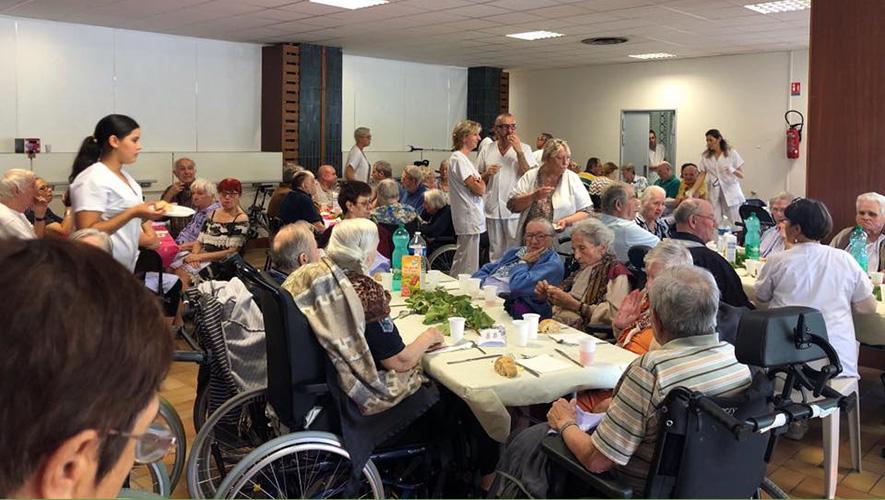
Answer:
[
  {"left": 525, "top": 233, "right": 553, "bottom": 240},
  {"left": 220, "top": 191, "right": 240, "bottom": 198},
  {"left": 496, "top": 123, "right": 518, "bottom": 130},
  {"left": 107, "top": 417, "right": 176, "bottom": 464},
  {"left": 693, "top": 213, "right": 716, "bottom": 222}
]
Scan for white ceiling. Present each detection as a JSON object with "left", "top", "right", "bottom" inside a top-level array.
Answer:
[{"left": 0, "top": 0, "right": 810, "bottom": 69}]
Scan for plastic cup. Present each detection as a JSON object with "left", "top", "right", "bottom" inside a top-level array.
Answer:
[
  {"left": 427, "top": 270, "right": 441, "bottom": 288},
  {"left": 467, "top": 278, "right": 482, "bottom": 297},
  {"left": 458, "top": 274, "right": 471, "bottom": 292},
  {"left": 380, "top": 272, "right": 392, "bottom": 290},
  {"left": 522, "top": 313, "right": 540, "bottom": 340},
  {"left": 870, "top": 271, "right": 884, "bottom": 286},
  {"left": 580, "top": 337, "right": 597, "bottom": 366},
  {"left": 483, "top": 284, "right": 498, "bottom": 305},
  {"left": 449, "top": 317, "right": 466, "bottom": 343},
  {"left": 744, "top": 259, "right": 759, "bottom": 277},
  {"left": 511, "top": 319, "right": 529, "bottom": 347}
]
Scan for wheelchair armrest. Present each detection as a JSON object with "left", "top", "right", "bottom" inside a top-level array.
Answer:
[
  {"left": 585, "top": 323, "right": 614, "bottom": 340},
  {"left": 542, "top": 434, "right": 633, "bottom": 498},
  {"left": 295, "top": 382, "right": 329, "bottom": 394},
  {"left": 172, "top": 350, "right": 205, "bottom": 364}
]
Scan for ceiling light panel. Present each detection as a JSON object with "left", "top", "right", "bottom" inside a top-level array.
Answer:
[
  {"left": 744, "top": 0, "right": 811, "bottom": 14},
  {"left": 628, "top": 53, "right": 677, "bottom": 60},
  {"left": 506, "top": 30, "right": 564, "bottom": 41},
  {"left": 309, "top": 0, "right": 388, "bottom": 10}
]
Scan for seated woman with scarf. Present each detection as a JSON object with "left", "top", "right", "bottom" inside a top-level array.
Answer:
[
  {"left": 472, "top": 217, "right": 564, "bottom": 318},
  {"left": 534, "top": 218, "right": 630, "bottom": 330}
]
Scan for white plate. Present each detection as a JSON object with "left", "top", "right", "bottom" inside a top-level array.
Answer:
[{"left": 160, "top": 204, "right": 196, "bottom": 218}]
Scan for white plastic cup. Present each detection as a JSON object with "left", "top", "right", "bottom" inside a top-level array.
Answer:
[
  {"left": 380, "top": 272, "right": 392, "bottom": 290},
  {"left": 522, "top": 313, "right": 540, "bottom": 340},
  {"left": 870, "top": 271, "right": 884, "bottom": 286},
  {"left": 744, "top": 259, "right": 760, "bottom": 277},
  {"left": 580, "top": 337, "right": 597, "bottom": 366},
  {"left": 458, "top": 273, "right": 471, "bottom": 292},
  {"left": 483, "top": 284, "right": 498, "bottom": 305},
  {"left": 427, "top": 270, "right": 441, "bottom": 288},
  {"left": 511, "top": 319, "right": 529, "bottom": 347},
  {"left": 468, "top": 278, "right": 482, "bottom": 297},
  {"left": 449, "top": 317, "right": 466, "bottom": 343}
]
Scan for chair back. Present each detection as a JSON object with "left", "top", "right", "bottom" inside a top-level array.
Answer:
[
  {"left": 738, "top": 203, "right": 776, "bottom": 229},
  {"left": 626, "top": 245, "right": 651, "bottom": 290}
]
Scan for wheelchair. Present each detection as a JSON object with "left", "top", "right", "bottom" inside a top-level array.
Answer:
[
  {"left": 538, "top": 306, "right": 852, "bottom": 499},
  {"left": 187, "top": 261, "right": 461, "bottom": 499},
  {"left": 123, "top": 397, "right": 188, "bottom": 497}
]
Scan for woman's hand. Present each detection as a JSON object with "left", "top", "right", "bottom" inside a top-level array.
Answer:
[
  {"left": 535, "top": 280, "right": 549, "bottom": 300},
  {"left": 184, "top": 253, "right": 202, "bottom": 264},
  {"left": 547, "top": 398, "right": 578, "bottom": 431},
  {"left": 521, "top": 247, "right": 547, "bottom": 264},
  {"left": 532, "top": 186, "right": 555, "bottom": 201},
  {"left": 547, "top": 286, "right": 580, "bottom": 311},
  {"left": 132, "top": 202, "right": 166, "bottom": 221},
  {"left": 613, "top": 290, "right": 644, "bottom": 330},
  {"left": 419, "top": 327, "right": 445, "bottom": 351}
]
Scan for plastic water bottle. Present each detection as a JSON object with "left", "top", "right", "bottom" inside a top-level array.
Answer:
[
  {"left": 391, "top": 224, "right": 410, "bottom": 292},
  {"left": 848, "top": 225, "right": 869, "bottom": 272},
  {"left": 744, "top": 213, "right": 761, "bottom": 260},
  {"left": 717, "top": 215, "right": 731, "bottom": 254},
  {"left": 409, "top": 231, "right": 427, "bottom": 289},
  {"left": 725, "top": 231, "right": 737, "bottom": 263}
]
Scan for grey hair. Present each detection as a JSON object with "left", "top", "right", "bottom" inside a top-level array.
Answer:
[
  {"left": 402, "top": 164, "right": 423, "bottom": 182},
  {"left": 649, "top": 266, "right": 720, "bottom": 338},
  {"left": 644, "top": 240, "right": 693, "bottom": 270},
  {"left": 190, "top": 178, "right": 217, "bottom": 199},
  {"left": 768, "top": 191, "right": 795, "bottom": 206},
  {"left": 0, "top": 169, "right": 35, "bottom": 201},
  {"left": 600, "top": 182, "right": 630, "bottom": 215},
  {"left": 373, "top": 161, "right": 392, "bottom": 179},
  {"left": 354, "top": 127, "right": 371, "bottom": 140},
  {"left": 326, "top": 218, "right": 379, "bottom": 274},
  {"left": 525, "top": 217, "right": 555, "bottom": 237},
  {"left": 292, "top": 170, "right": 315, "bottom": 190},
  {"left": 640, "top": 185, "right": 666, "bottom": 206},
  {"left": 376, "top": 179, "right": 400, "bottom": 206},
  {"left": 174, "top": 157, "right": 195, "bottom": 170},
  {"left": 570, "top": 217, "right": 614, "bottom": 249},
  {"left": 856, "top": 192, "right": 885, "bottom": 216},
  {"left": 423, "top": 189, "right": 448, "bottom": 211},
  {"left": 271, "top": 221, "right": 315, "bottom": 274},
  {"left": 620, "top": 163, "right": 635, "bottom": 174},
  {"left": 70, "top": 228, "right": 113, "bottom": 254},
  {"left": 673, "top": 198, "right": 703, "bottom": 225}
]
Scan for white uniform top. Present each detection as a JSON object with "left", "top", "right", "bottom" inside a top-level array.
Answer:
[
  {"left": 510, "top": 168, "right": 593, "bottom": 224},
  {"left": 647, "top": 143, "right": 666, "bottom": 184},
  {"left": 448, "top": 151, "right": 486, "bottom": 235},
  {"left": 345, "top": 144, "right": 371, "bottom": 183},
  {"left": 698, "top": 149, "right": 746, "bottom": 207},
  {"left": 532, "top": 149, "right": 543, "bottom": 164},
  {"left": 478, "top": 137, "right": 494, "bottom": 154},
  {"left": 71, "top": 162, "right": 144, "bottom": 271},
  {"left": 755, "top": 243, "right": 873, "bottom": 379},
  {"left": 476, "top": 141, "right": 538, "bottom": 220},
  {"left": 0, "top": 203, "right": 36, "bottom": 239}
]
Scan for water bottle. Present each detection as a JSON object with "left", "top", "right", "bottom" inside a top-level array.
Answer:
[
  {"left": 725, "top": 231, "right": 737, "bottom": 263},
  {"left": 409, "top": 231, "right": 427, "bottom": 289},
  {"left": 744, "top": 213, "right": 761, "bottom": 260},
  {"left": 717, "top": 215, "right": 731, "bottom": 254},
  {"left": 391, "top": 224, "right": 410, "bottom": 291},
  {"left": 848, "top": 225, "right": 868, "bottom": 272}
]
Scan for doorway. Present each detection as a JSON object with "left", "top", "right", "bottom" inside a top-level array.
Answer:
[{"left": 620, "top": 110, "right": 676, "bottom": 185}]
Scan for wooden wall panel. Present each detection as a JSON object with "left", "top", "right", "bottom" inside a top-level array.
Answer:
[
  {"left": 468, "top": 66, "right": 503, "bottom": 139},
  {"left": 806, "top": 0, "right": 885, "bottom": 234}
]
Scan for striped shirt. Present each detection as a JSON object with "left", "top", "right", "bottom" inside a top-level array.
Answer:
[
  {"left": 635, "top": 214, "right": 670, "bottom": 239},
  {"left": 589, "top": 333, "right": 752, "bottom": 493}
]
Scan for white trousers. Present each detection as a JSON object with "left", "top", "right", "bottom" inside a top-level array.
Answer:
[
  {"left": 487, "top": 218, "right": 520, "bottom": 261},
  {"left": 450, "top": 233, "right": 480, "bottom": 277}
]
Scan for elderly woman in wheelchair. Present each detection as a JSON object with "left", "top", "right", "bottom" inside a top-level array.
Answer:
[{"left": 493, "top": 266, "right": 753, "bottom": 498}]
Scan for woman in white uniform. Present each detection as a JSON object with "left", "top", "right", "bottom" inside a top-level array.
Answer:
[
  {"left": 447, "top": 120, "right": 486, "bottom": 276},
  {"left": 69, "top": 114, "right": 165, "bottom": 271},
  {"left": 698, "top": 129, "right": 745, "bottom": 226}
]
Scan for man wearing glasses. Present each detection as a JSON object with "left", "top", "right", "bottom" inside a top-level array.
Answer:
[
  {"left": 670, "top": 198, "right": 753, "bottom": 308},
  {"left": 476, "top": 113, "right": 538, "bottom": 260}
]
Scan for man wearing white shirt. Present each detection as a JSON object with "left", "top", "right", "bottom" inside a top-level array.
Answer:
[
  {"left": 597, "top": 182, "right": 659, "bottom": 261},
  {"left": 532, "top": 132, "right": 552, "bottom": 164},
  {"left": 646, "top": 130, "right": 666, "bottom": 185},
  {"left": 476, "top": 113, "right": 537, "bottom": 260},
  {"left": 0, "top": 169, "right": 48, "bottom": 240},
  {"left": 345, "top": 127, "right": 372, "bottom": 183}
]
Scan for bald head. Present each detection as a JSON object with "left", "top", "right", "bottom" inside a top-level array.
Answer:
[{"left": 317, "top": 164, "right": 337, "bottom": 189}]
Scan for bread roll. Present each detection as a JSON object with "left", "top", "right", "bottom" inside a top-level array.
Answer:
[
  {"left": 494, "top": 355, "right": 518, "bottom": 378},
  {"left": 538, "top": 319, "right": 562, "bottom": 334}
]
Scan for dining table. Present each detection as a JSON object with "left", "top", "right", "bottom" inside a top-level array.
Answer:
[{"left": 388, "top": 275, "right": 637, "bottom": 443}]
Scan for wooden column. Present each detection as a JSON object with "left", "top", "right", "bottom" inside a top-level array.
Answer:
[
  {"left": 806, "top": 0, "right": 885, "bottom": 232},
  {"left": 261, "top": 44, "right": 300, "bottom": 165},
  {"left": 468, "top": 67, "right": 509, "bottom": 139}
]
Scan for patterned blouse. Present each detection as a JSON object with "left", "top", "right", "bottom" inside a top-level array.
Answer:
[
  {"left": 370, "top": 203, "right": 419, "bottom": 226},
  {"left": 198, "top": 210, "right": 250, "bottom": 252},
  {"left": 635, "top": 214, "right": 670, "bottom": 239},
  {"left": 176, "top": 201, "right": 220, "bottom": 245}
]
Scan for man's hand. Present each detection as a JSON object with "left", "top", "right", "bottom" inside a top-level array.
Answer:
[
  {"left": 169, "top": 180, "right": 185, "bottom": 196},
  {"left": 547, "top": 398, "right": 578, "bottom": 431},
  {"left": 484, "top": 164, "right": 501, "bottom": 177},
  {"left": 507, "top": 133, "right": 523, "bottom": 151}
]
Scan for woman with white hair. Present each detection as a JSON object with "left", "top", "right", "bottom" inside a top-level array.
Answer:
[
  {"left": 829, "top": 192, "right": 885, "bottom": 271},
  {"left": 70, "top": 227, "right": 113, "bottom": 254},
  {"left": 370, "top": 178, "right": 419, "bottom": 226},
  {"left": 419, "top": 189, "right": 454, "bottom": 248},
  {"left": 759, "top": 191, "right": 794, "bottom": 257},
  {"left": 174, "top": 177, "right": 221, "bottom": 249},
  {"left": 0, "top": 168, "right": 49, "bottom": 239},
  {"left": 635, "top": 185, "right": 669, "bottom": 239},
  {"left": 535, "top": 218, "right": 631, "bottom": 330}
]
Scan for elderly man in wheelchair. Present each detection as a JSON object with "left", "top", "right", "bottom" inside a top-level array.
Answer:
[{"left": 493, "top": 264, "right": 852, "bottom": 499}]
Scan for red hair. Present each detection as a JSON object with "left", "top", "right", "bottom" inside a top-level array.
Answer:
[{"left": 217, "top": 177, "right": 242, "bottom": 194}]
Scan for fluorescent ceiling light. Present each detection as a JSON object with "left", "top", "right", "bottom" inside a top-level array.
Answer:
[
  {"left": 744, "top": 0, "right": 810, "bottom": 14},
  {"left": 309, "top": 0, "right": 388, "bottom": 9},
  {"left": 506, "top": 31, "right": 564, "bottom": 41},
  {"left": 628, "top": 53, "right": 677, "bottom": 60}
]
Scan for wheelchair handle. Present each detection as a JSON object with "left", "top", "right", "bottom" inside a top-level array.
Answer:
[
  {"left": 693, "top": 395, "right": 753, "bottom": 439},
  {"left": 172, "top": 350, "right": 205, "bottom": 364}
]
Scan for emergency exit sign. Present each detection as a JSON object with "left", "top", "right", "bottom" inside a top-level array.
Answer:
[{"left": 791, "top": 82, "right": 801, "bottom": 96}]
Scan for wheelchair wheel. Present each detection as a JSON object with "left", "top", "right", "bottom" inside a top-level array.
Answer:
[
  {"left": 124, "top": 462, "right": 172, "bottom": 498},
  {"left": 215, "top": 431, "right": 384, "bottom": 499},
  {"left": 157, "top": 396, "right": 187, "bottom": 492},
  {"left": 186, "top": 388, "right": 273, "bottom": 499},
  {"left": 193, "top": 384, "right": 210, "bottom": 432},
  {"left": 428, "top": 244, "right": 457, "bottom": 275}
]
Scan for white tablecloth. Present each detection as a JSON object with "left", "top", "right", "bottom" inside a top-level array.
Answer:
[{"left": 390, "top": 276, "right": 637, "bottom": 442}]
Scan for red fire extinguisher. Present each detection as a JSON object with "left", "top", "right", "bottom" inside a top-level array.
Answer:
[{"left": 785, "top": 110, "right": 803, "bottom": 159}]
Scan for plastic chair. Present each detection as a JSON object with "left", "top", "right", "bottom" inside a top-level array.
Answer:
[{"left": 823, "top": 377, "right": 862, "bottom": 498}]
